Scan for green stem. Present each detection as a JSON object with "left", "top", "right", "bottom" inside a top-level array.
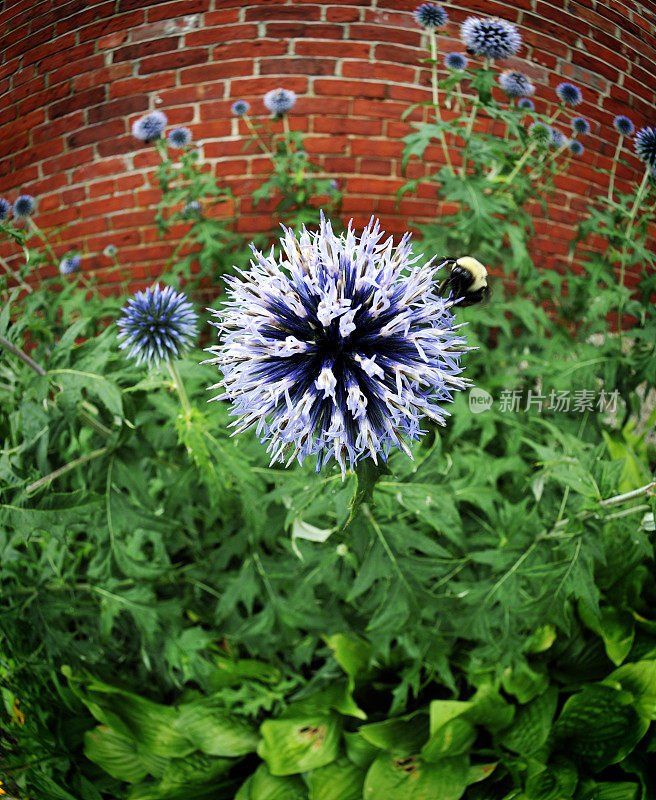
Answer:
[
  {"left": 28, "top": 218, "right": 59, "bottom": 268},
  {"left": 618, "top": 167, "right": 651, "bottom": 335},
  {"left": 607, "top": 134, "right": 624, "bottom": 203},
  {"left": 540, "top": 141, "right": 569, "bottom": 173},
  {"left": 26, "top": 446, "right": 110, "bottom": 493},
  {"left": 546, "top": 106, "right": 563, "bottom": 126},
  {"left": 243, "top": 114, "right": 274, "bottom": 157},
  {"left": 168, "top": 359, "right": 192, "bottom": 417},
  {"left": 0, "top": 332, "right": 46, "bottom": 375},
  {"left": 0, "top": 253, "right": 32, "bottom": 293},
  {"left": 504, "top": 141, "right": 537, "bottom": 183},
  {"left": 429, "top": 31, "right": 454, "bottom": 176}
]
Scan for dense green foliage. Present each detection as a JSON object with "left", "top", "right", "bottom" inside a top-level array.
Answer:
[{"left": 1, "top": 21, "right": 655, "bottom": 800}]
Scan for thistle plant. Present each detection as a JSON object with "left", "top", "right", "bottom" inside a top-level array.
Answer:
[{"left": 205, "top": 215, "right": 471, "bottom": 480}]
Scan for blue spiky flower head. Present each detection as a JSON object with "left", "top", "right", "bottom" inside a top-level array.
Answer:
[
  {"left": 571, "top": 116, "right": 590, "bottom": 135},
  {"left": 263, "top": 88, "right": 297, "bottom": 116},
  {"left": 444, "top": 52, "right": 468, "bottom": 70},
  {"left": 461, "top": 16, "right": 521, "bottom": 59},
  {"left": 205, "top": 215, "right": 471, "bottom": 477},
  {"left": 131, "top": 110, "right": 168, "bottom": 143},
  {"left": 118, "top": 284, "right": 198, "bottom": 367},
  {"left": 614, "top": 115, "right": 634, "bottom": 136},
  {"left": 414, "top": 2, "right": 448, "bottom": 28},
  {"left": 529, "top": 122, "right": 551, "bottom": 145},
  {"left": 231, "top": 100, "right": 250, "bottom": 116},
  {"left": 13, "top": 194, "right": 36, "bottom": 218},
  {"left": 498, "top": 70, "right": 535, "bottom": 98},
  {"left": 555, "top": 82, "right": 582, "bottom": 106},
  {"left": 550, "top": 128, "right": 568, "bottom": 148},
  {"left": 635, "top": 127, "right": 656, "bottom": 170},
  {"left": 569, "top": 140, "right": 584, "bottom": 156},
  {"left": 517, "top": 97, "right": 535, "bottom": 111},
  {"left": 59, "top": 254, "right": 80, "bottom": 275},
  {"left": 167, "top": 127, "right": 192, "bottom": 148},
  {"left": 0, "top": 197, "right": 11, "bottom": 220}
]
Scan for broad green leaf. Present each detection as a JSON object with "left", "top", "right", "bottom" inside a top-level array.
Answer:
[
  {"left": 83, "top": 726, "right": 148, "bottom": 784},
  {"left": 500, "top": 687, "right": 558, "bottom": 756},
  {"left": 363, "top": 753, "right": 469, "bottom": 800},
  {"left": 580, "top": 604, "right": 635, "bottom": 667},
  {"left": 344, "top": 731, "right": 380, "bottom": 768},
  {"left": 604, "top": 660, "right": 656, "bottom": 720},
  {"left": 174, "top": 699, "right": 260, "bottom": 756},
  {"left": 307, "top": 757, "right": 365, "bottom": 800},
  {"left": 501, "top": 661, "right": 550, "bottom": 703},
  {"left": 258, "top": 715, "right": 341, "bottom": 775},
  {"left": 323, "top": 633, "right": 371, "bottom": 680},
  {"left": 157, "top": 752, "right": 232, "bottom": 790},
  {"left": 524, "top": 756, "right": 577, "bottom": 800},
  {"left": 576, "top": 781, "right": 640, "bottom": 800},
  {"left": 359, "top": 711, "right": 429, "bottom": 754},
  {"left": 249, "top": 764, "right": 308, "bottom": 800}
]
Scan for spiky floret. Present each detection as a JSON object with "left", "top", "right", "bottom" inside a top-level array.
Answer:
[
  {"left": 231, "top": 100, "right": 250, "bottom": 116},
  {"left": 205, "top": 215, "right": 471, "bottom": 477},
  {"left": 13, "top": 194, "right": 36, "bottom": 218},
  {"left": 517, "top": 97, "right": 535, "bottom": 111},
  {"left": 613, "top": 115, "right": 634, "bottom": 136},
  {"left": 263, "top": 88, "right": 297, "bottom": 116},
  {"left": 444, "top": 52, "right": 468, "bottom": 70},
  {"left": 132, "top": 111, "right": 167, "bottom": 143},
  {"left": 117, "top": 284, "right": 198, "bottom": 367},
  {"left": 550, "top": 128, "right": 568, "bottom": 148},
  {"left": 167, "top": 127, "right": 192, "bottom": 147},
  {"left": 571, "top": 116, "right": 590, "bottom": 135},
  {"left": 555, "top": 82, "right": 582, "bottom": 106},
  {"left": 635, "top": 127, "right": 656, "bottom": 170},
  {"left": 0, "top": 197, "right": 11, "bottom": 220},
  {"left": 461, "top": 16, "right": 521, "bottom": 59},
  {"left": 59, "top": 254, "right": 80, "bottom": 275},
  {"left": 498, "top": 70, "right": 535, "bottom": 98},
  {"left": 529, "top": 122, "right": 551, "bottom": 145},
  {"left": 413, "top": 2, "right": 448, "bottom": 28},
  {"left": 569, "top": 140, "right": 584, "bottom": 155}
]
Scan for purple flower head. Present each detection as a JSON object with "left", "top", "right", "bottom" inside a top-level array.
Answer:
[
  {"left": 414, "top": 2, "right": 448, "bottom": 28},
  {"left": 59, "top": 254, "right": 81, "bottom": 275},
  {"left": 167, "top": 127, "right": 192, "bottom": 148},
  {"left": 571, "top": 116, "right": 590, "bottom": 135},
  {"left": 263, "top": 88, "right": 297, "bottom": 116},
  {"left": 498, "top": 70, "right": 535, "bottom": 98},
  {"left": 461, "top": 16, "right": 521, "bottom": 59},
  {"left": 444, "top": 52, "right": 468, "bottom": 70},
  {"left": 205, "top": 214, "right": 471, "bottom": 478},
  {"left": 569, "top": 140, "right": 584, "bottom": 156},
  {"left": 117, "top": 284, "right": 198, "bottom": 367},
  {"left": 555, "top": 82, "right": 582, "bottom": 106},
  {"left": 614, "top": 115, "right": 634, "bottom": 136},
  {"left": 635, "top": 127, "right": 656, "bottom": 170},
  {"left": 231, "top": 100, "right": 250, "bottom": 116},
  {"left": 550, "top": 128, "right": 568, "bottom": 148},
  {"left": 13, "top": 195, "right": 36, "bottom": 218},
  {"left": 0, "top": 197, "right": 11, "bottom": 220},
  {"left": 131, "top": 110, "right": 168, "bottom": 143},
  {"left": 517, "top": 97, "right": 535, "bottom": 111}
]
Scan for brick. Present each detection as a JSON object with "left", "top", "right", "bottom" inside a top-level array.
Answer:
[
  {"left": 187, "top": 23, "right": 258, "bottom": 45},
  {"left": 139, "top": 48, "right": 208, "bottom": 74},
  {"left": 295, "top": 41, "right": 370, "bottom": 59},
  {"left": 374, "top": 43, "right": 423, "bottom": 66},
  {"left": 350, "top": 24, "right": 422, "bottom": 47},
  {"left": 97, "top": 30, "right": 129, "bottom": 49},
  {"left": 55, "top": 2, "right": 115, "bottom": 35},
  {"left": 145, "top": 1, "right": 210, "bottom": 21},
  {"left": 109, "top": 73, "right": 177, "bottom": 98},
  {"left": 315, "top": 79, "right": 387, "bottom": 98},
  {"left": 113, "top": 38, "right": 179, "bottom": 62},
  {"left": 72, "top": 157, "right": 127, "bottom": 183},
  {"left": 49, "top": 87, "right": 106, "bottom": 120},
  {"left": 266, "top": 23, "right": 344, "bottom": 40},
  {"left": 73, "top": 64, "right": 133, "bottom": 92},
  {"left": 79, "top": 11, "right": 145, "bottom": 42},
  {"left": 326, "top": 7, "right": 362, "bottom": 22},
  {"left": 341, "top": 61, "right": 417, "bottom": 84},
  {"left": 88, "top": 96, "right": 149, "bottom": 126},
  {"left": 203, "top": 8, "right": 240, "bottom": 26}
]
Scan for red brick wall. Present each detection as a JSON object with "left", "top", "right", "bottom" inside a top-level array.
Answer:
[{"left": 1, "top": 0, "right": 655, "bottom": 288}]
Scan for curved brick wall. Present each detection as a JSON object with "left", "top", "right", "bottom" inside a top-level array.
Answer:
[{"left": 1, "top": 0, "right": 655, "bottom": 290}]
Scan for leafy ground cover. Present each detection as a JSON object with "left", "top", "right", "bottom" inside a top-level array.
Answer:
[{"left": 1, "top": 5, "right": 655, "bottom": 799}]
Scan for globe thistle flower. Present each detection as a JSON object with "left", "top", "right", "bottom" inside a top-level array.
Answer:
[
  {"left": 205, "top": 214, "right": 471, "bottom": 477},
  {"left": 167, "top": 127, "right": 192, "bottom": 148},
  {"left": 13, "top": 194, "right": 36, "bottom": 218},
  {"left": 571, "top": 116, "right": 590, "bottom": 135},
  {"left": 614, "top": 115, "right": 634, "bottom": 136},
  {"left": 498, "top": 70, "right": 535, "bottom": 98},
  {"left": 569, "top": 140, "right": 584, "bottom": 156},
  {"left": 529, "top": 122, "right": 551, "bottom": 145},
  {"left": 550, "top": 128, "right": 568, "bottom": 148},
  {"left": 635, "top": 127, "right": 656, "bottom": 170},
  {"left": 555, "top": 82, "right": 582, "bottom": 106},
  {"left": 461, "top": 16, "right": 522, "bottom": 60},
  {"left": 329, "top": 179, "right": 339, "bottom": 192},
  {"left": 231, "top": 100, "right": 250, "bottom": 116},
  {"left": 413, "top": 2, "right": 448, "bottom": 28},
  {"left": 59, "top": 254, "right": 81, "bottom": 275},
  {"left": 263, "top": 88, "right": 297, "bottom": 117},
  {"left": 444, "top": 52, "right": 468, "bottom": 70},
  {"left": 182, "top": 200, "right": 201, "bottom": 218},
  {"left": 517, "top": 97, "right": 535, "bottom": 111},
  {"left": 103, "top": 244, "right": 118, "bottom": 258},
  {"left": 117, "top": 284, "right": 198, "bottom": 368},
  {"left": 0, "top": 197, "right": 11, "bottom": 220},
  {"left": 131, "top": 110, "right": 167, "bottom": 143}
]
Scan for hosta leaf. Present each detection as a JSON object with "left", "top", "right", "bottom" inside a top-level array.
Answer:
[
  {"left": 306, "top": 757, "right": 365, "bottom": 800},
  {"left": 258, "top": 715, "right": 341, "bottom": 775},
  {"left": 174, "top": 699, "right": 260, "bottom": 756},
  {"left": 604, "top": 659, "right": 656, "bottom": 720},
  {"left": 83, "top": 726, "right": 148, "bottom": 784},
  {"left": 363, "top": 754, "right": 469, "bottom": 800}
]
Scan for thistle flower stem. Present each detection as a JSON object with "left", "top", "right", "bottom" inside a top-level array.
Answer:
[
  {"left": 460, "top": 102, "right": 479, "bottom": 177},
  {"left": 504, "top": 141, "right": 537, "bottom": 183},
  {"left": 242, "top": 114, "right": 274, "bottom": 157},
  {"left": 168, "top": 359, "right": 192, "bottom": 417},
  {"left": 617, "top": 166, "right": 651, "bottom": 335},
  {"left": 429, "top": 32, "right": 454, "bottom": 176},
  {"left": 26, "top": 446, "right": 110, "bottom": 494},
  {"left": 607, "top": 134, "right": 624, "bottom": 202},
  {"left": 345, "top": 459, "right": 387, "bottom": 528},
  {"left": 0, "top": 333, "right": 46, "bottom": 375},
  {"left": 0, "top": 254, "right": 32, "bottom": 293},
  {"left": 547, "top": 106, "right": 563, "bottom": 126},
  {"left": 541, "top": 141, "right": 569, "bottom": 172},
  {"left": 27, "top": 218, "right": 59, "bottom": 268}
]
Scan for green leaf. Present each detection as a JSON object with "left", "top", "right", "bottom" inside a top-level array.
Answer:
[
  {"left": 576, "top": 781, "right": 641, "bottom": 800},
  {"left": 174, "top": 698, "right": 260, "bottom": 756},
  {"left": 500, "top": 687, "right": 558, "bottom": 756},
  {"left": 359, "top": 711, "right": 429, "bottom": 755},
  {"left": 363, "top": 754, "right": 469, "bottom": 800},
  {"left": 525, "top": 756, "right": 577, "bottom": 800},
  {"left": 604, "top": 660, "right": 656, "bottom": 720},
  {"left": 258, "top": 715, "right": 341, "bottom": 775},
  {"left": 306, "top": 757, "right": 365, "bottom": 800},
  {"left": 580, "top": 604, "right": 635, "bottom": 667},
  {"left": 501, "top": 661, "right": 550, "bottom": 703},
  {"left": 84, "top": 726, "right": 149, "bottom": 784},
  {"left": 323, "top": 634, "right": 372, "bottom": 681},
  {"left": 249, "top": 764, "right": 308, "bottom": 800},
  {"left": 291, "top": 518, "right": 335, "bottom": 559}
]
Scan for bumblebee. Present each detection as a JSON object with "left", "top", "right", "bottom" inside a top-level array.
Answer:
[{"left": 437, "top": 256, "right": 489, "bottom": 307}]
